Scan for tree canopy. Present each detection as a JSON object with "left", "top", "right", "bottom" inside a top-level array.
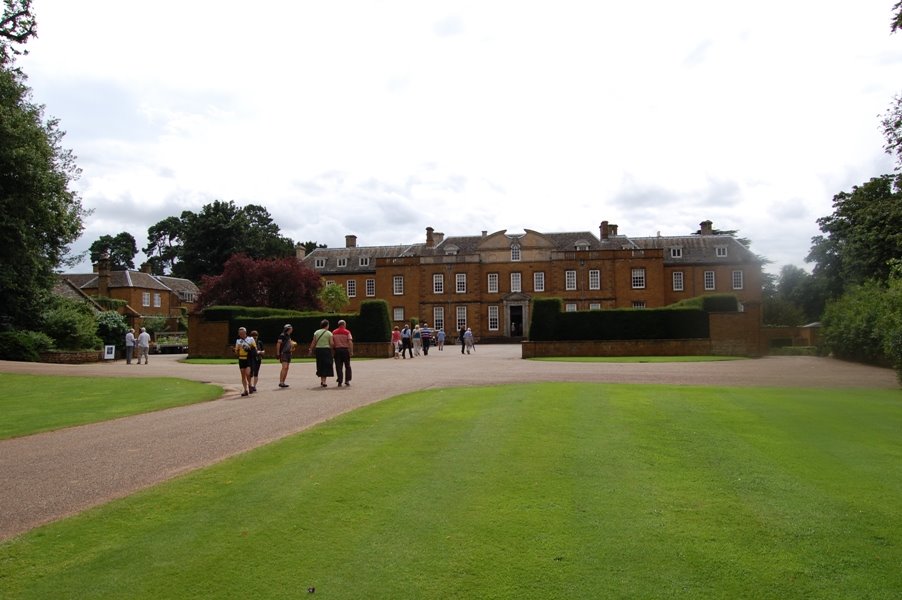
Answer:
[
  {"left": 146, "top": 200, "right": 295, "bottom": 281},
  {"left": 0, "top": 64, "right": 85, "bottom": 330},
  {"left": 197, "top": 254, "right": 322, "bottom": 310},
  {"left": 89, "top": 232, "right": 138, "bottom": 270},
  {"left": 806, "top": 175, "right": 902, "bottom": 299},
  {"left": 0, "top": 0, "right": 35, "bottom": 64}
]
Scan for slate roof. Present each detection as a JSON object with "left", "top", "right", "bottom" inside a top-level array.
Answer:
[
  {"left": 62, "top": 271, "right": 199, "bottom": 294},
  {"left": 631, "top": 234, "right": 759, "bottom": 264}
]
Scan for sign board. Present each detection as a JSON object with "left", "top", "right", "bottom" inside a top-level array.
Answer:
[{"left": 103, "top": 345, "right": 116, "bottom": 360}]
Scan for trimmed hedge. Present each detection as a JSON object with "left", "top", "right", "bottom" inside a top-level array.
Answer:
[{"left": 0, "top": 330, "right": 54, "bottom": 362}]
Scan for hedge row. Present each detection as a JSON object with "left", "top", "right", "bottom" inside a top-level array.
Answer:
[
  {"left": 528, "top": 297, "right": 727, "bottom": 341},
  {"left": 203, "top": 300, "right": 392, "bottom": 345}
]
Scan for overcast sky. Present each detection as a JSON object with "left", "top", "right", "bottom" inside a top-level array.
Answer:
[{"left": 18, "top": 1, "right": 902, "bottom": 275}]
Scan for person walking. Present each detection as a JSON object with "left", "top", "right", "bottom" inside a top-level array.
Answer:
[
  {"left": 309, "top": 319, "right": 334, "bottom": 387},
  {"left": 331, "top": 319, "right": 353, "bottom": 386},
  {"left": 124, "top": 328, "right": 135, "bottom": 364},
  {"left": 391, "top": 326, "right": 402, "bottom": 358},
  {"left": 234, "top": 326, "right": 256, "bottom": 397},
  {"left": 137, "top": 327, "right": 151, "bottom": 364},
  {"left": 412, "top": 325, "right": 422, "bottom": 356},
  {"left": 248, "top": 330, "right": 264, "bottom": 393},
  {"left": 400, "top": 323, "right": 413, "bottom": 359},
  {"left": 275, "top": 324, "right": 295, "bottom": 388},
  {"left": 464, "top": 327, "right": 475, "bottom": 354},
  {"left": 459, "top": 325, "right": 467, "bottom": 354},
  {"left": 436, "top": 327, "right": 445, "bottom": 351},
  {"left": 420, "top": 322, "right": 432, "bottom": 355}
]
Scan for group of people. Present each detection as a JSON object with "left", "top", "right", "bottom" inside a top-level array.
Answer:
[
  {"left": 234, "top": 320, "right": 354, "bottom": 396},
  {"left": 124, "top": 327, "right": 152, "bottom": 364},
  {"left": 390, "top": 323, "right": 446, "bottom": 358}
]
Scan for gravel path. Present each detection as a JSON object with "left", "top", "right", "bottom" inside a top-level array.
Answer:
[{"left": 0, "top": 347, "right": 897, "bottom": 541}]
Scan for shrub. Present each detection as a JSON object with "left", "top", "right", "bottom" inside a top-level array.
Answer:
[
  {"left": 356, "top": 300, "right": 391, "bottom": 342},
  {"left": 529, "top": 298, "right": 563, "bottom": 341},
  {"left": 96, "top": 311, "right": 128, "bottom": 348},
  {"left": 41, "top": 298, "right": 101, "bottom": 350},
  {"left": 0, "top": 330, "right": 54, "bottom": 362},
  {"left": 140, "top": 316, "right": 169, "bottom": 335}
]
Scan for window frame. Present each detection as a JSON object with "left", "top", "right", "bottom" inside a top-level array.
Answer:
[
  {"left": 510, "top": 272, "right": 522, "bottom": 293},
  {"left": 365, "top": 279, "right": 376, "bottom": 297},
  {"left": 487, "top": 273, "right": 499, "bottom": 294},
  {"left": 565, "top": 270, "right": 577, "bottom": 291},
  {"left": 488, "top": 305, "right": 499, "bottom": 331},
  {"left": 455, "top": 273, "right": 467, "bottom": 294},
  {"left": 393, "top": 275, "right": 404, "bottom": 295},
  {"left": 732, "top": 270, "right": 744, "bottom": 290},
  {"left": 704, "top": 270, "right": 716, "bottom": 291},
  {"left": 347, "top": 279, "right": 357, "bottom": 298},
  {"left": 433, "top": 273, "right": 444, "bottom": 294},
  {"left": 533, "top": 271, "right": 545, "bottom": 292},
  {"left": 511, "top": 244, "right": 521, "bottom": 262},
  {"left": 631, "top": 268, "right": 646, "bottom": 289},
  {"left": 588, "top": 269, "right": 600, "bottom": 290},
  {"left": 672, "top": 271, "right": 684, "bottom": 292}
]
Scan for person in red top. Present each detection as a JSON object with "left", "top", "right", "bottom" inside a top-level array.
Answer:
[{"left": 330, "top": 319, "right": 354, "bottom": 386}]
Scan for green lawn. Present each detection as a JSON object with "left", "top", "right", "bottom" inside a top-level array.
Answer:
[
  {"left": 2, "top": 383, "right": 900, "bottom": 599},
  {"left": 0, "top": 374, "right": 223, "bottom": 439}
]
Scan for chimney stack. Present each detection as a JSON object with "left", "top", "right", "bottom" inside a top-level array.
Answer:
[
  {"left": 699, "top": 220, "right": 713, "bottom": 235},
  {"left": 610, "top": 224, "right": 619, "bottom": 236},
  {"left": 295, "top": 242, "right": 306, "bottom": 260},
  {"left": 345, "top": 234, "right": 357, "bottom": 248},
  {"left": 426, "top": 226, "right": 434, "bottom": 247},
  {"left": 600, "top": 221, "right": 609, "bottom": 240},
  {"left": 433, "top": 231, "right": 444, "bottom": 244}
]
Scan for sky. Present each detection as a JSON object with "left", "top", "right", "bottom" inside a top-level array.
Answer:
[{"left": 16, "top": 1, "right": 902, "bottom": 276}]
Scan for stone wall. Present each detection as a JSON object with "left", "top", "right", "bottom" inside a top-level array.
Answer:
[{"left": 39, "top": 351, "right": 103, "bottom": 364}]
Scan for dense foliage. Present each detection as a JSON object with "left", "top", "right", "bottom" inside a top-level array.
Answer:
[
  {"left": 0, "top": 329, "right": 52, "bottom": 361},
  {"left": 41, "top": 297, "right": 100, "bottom": 351},
  {"left": 89, "top": 232, "right": 138, "bottom": 270},
  {"left": 0, "top": 65, "right": 85, "bottom": 330},
  {"left": 145, "top": 201, "right": 295, "bottom": 280},
  {"left": 319, "top": 282, "right": 350, "bottom": 313},
  {"left": 95, "top": 310, "right": 128, "bottom": 349},
  {"left": 197, "top": 254, "right": 322, "bottom": 310}
]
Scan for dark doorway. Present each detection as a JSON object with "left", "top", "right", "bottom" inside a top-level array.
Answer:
[{"left": 509, "top": 305, "right": 524, "bottom": 337}]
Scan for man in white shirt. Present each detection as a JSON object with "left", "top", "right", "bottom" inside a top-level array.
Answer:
[
  {"left": 124, "top": 328, "right": 136, "bottom": 364},
  {"left": 137, "top": 327, "right": 151, "bottom": 364}
]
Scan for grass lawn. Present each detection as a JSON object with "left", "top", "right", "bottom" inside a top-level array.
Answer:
[
  {"left": 2, "top": 383, "right": 901, "bottom": 599},
  {"left": 530, "top": 355, "right": 747, "bottom": 363},
  {"left": 0, "top": 374, "right": 223, "bottom": 440}
]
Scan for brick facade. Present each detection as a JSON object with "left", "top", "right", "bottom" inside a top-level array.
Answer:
[{"left": 302, "top": 221, "right": 763, "bottom": 343}]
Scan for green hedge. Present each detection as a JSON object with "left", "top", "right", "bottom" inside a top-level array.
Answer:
[
  {"left": 203, "top": 301, "right": 392, "bottom": 347},
  {"left": 528, "top": 298, "right": 712, "bottom": 341}
]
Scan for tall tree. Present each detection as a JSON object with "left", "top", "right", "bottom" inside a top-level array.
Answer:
[
  {"left": 806, "top": 175, "right": 902, "bottom": 299},
  {"left": 197, "top": 254, "right": 321, "bottom": 310},
  {"left": 89, "top": 232, "right": 137, "bottom": 270},
  {"left": 170, "top": 200, "right": 294, "bottom": 282},
  {"left": 143, "top": 216, "right": 183, "bottom": 275},
  {"left": 0, "top": 62, "right": 85, "bottom": 330},
  {"left": 0, "top": 0, "right": 35, "bottom": 64}
]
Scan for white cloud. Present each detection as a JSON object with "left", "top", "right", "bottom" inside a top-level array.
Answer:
[{"left": 18, "top": 0, "right": 902, "bottom": 274}]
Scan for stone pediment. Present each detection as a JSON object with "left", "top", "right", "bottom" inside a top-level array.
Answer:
[{"left": 501, "top": 292, "right": 531, "bottom": 302}]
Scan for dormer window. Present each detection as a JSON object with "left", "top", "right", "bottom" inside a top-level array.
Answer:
[
  {"left": 511, "top": 243, "right": 521, "bottom": 262},
  {"left": 445, "top": 244, "right": 460, "bottom": 256},
  {"left": 670, "top": 247, "right": 683, "bottom": 258},
  {"left": 337, "top": 258, "right": 348, "bottom": 268},
  {"left": 314, "top": 258, "right": 326, "bottom": 269},
  {"left": 574, "top": 239, "right": 590, "bottom": 251},
  {"left": 715, "top": 246, "right": 728, "bottom": 258},
  {"left": 359, "top": 257, "right": 370, "bottom": 267}
]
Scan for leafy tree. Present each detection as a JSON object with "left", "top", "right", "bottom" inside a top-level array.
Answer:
[
  {"left": 89, "top": 232, "right": 138, "bottom": 270},
  {"left": 0, "top": 63, "right": 86, "bottom": 330},
  {"left": 41, "top": 297, "right": 100, "bottom": 350},
  {"left": 143, "top": 216, "right": 182, "bottom": 275},
  {"left": 319, "top": 282, "right": 349, "bottom": 313},
  {"left": 168, "top": 200, "right": 294, "bottom": 282},
  {"left": 95, "top": 310, "right": 128, "bottom": 348},
  {"left": 197, "top": 254, "right": 321, "bottom": 310},
  {"left": 806, "top": 175, "right": 902, "bottom": 299},
  {"left": 301, "top": 240, "right": 326, "bottom": 254},
  {"left": 0, "top": 0, "right": 35, "bottom": 64}
]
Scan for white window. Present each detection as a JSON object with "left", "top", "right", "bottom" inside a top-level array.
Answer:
[
  {"left": 670, "top": 247, "right": 683, "bottom": 258},
  {"left": 347, "top": 280, "right": 357, "bottom": 298},
  {"left": 632, "top": 301, "right": 647, "bottom": 309},
  {"left": 565, "top": 303, "right": 577, "bottom": 312},
  {"left": 393, "top": 307, "right": 404, "bottom": 321},
  {"left": 511, "top": 272, "right": 521, "bottom": 293},
  {"left": 433, "top": 273, "right": 444, "bottom": 294},
  {"left": 732, "top": 270, "right": 744, "bottom": 290},
  {"left": 565, "top": 270, "right": 577, "bottom": 291},
  {"left": 488, "top": 305, "right": 499, "bottom": 331},
  {"left": 337, "top": 258, "right": 348, "bottom": 268},
  {"left": 589, "top": 303, "right": 601, "bottom": 310},
  {"left": 325, "top": 280, "right": 335, "bottom": 287},
  {"left": 456, "top": 273, "right": 467, "bottom": 293},
  {"left": 704, "top": 271, "right": 716, "bottom": 290},
  {"left": 456, "top": 306, "right": 467, "bottom": 330},
  {"left": 631, "top": 268, "right": 646, "bottom": 289},
  {"left": 434, "top": 306, "right": 444, "bottom": 331},
  {"left": 716, "top": 246, "right": 728, "bottom": 258},
  {"left": 672, "top": 271, "right": 684, "bottom": 292},
  {"left": 314, "top": 258, "right": 326, "bottom": 269},
  {"left": 393, "top": 276, "right": 404, "bottom": 295},
  {"left": 359, "top": 257, "right": 370, "bottom": 267},
  {"left": 366, "top": 279, "right": 375, "bottom": 297},
  {"left": 153, "top": 293, "right": 161, "bottom": 308},
  {"left": 511, "top": 244, "right": 521, "bottom": 262},
  {"left": 142, "top": 292, "right": 151, "bottom": 307},
  {"left": 534, "top": 271, "right": 545, "bottom": 292},
  {"left": 487, "top": 273, "right": 499, "bottom": 293},
  {"left": 589, "top": 269, "right": 600, "bottom": 290}
]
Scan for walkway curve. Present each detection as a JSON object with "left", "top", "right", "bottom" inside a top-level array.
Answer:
[{"left": 0, "top": 347, "right": 897, "bottom": 541}]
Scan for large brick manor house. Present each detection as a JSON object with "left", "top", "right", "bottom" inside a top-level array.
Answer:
[{"left": 300, "top": 220, "right": 763, "bottom": 342}]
